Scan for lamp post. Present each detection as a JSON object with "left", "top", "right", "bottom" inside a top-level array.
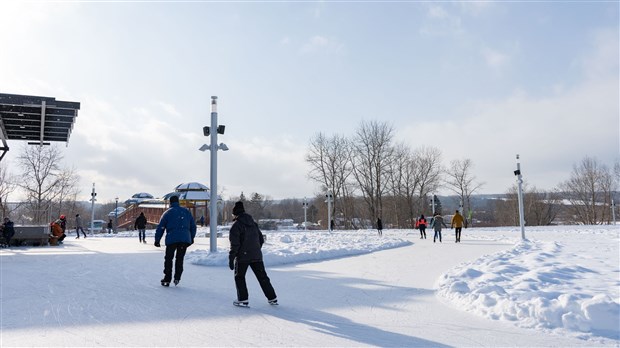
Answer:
[
  {"left": 114, "top": 197, "right": 118, "bottom": 234},
  {"left": 325, "top": 192, "right": 333, "bottom": 231},
  {"left": 612, "top": 199, "right": 616, "bottom": 225},
  {"left": 200, "top": 96, "right": 228, "bottom": 253},
  {"left": 90, "top": 183, "right": 96, "bottom": 234},
  {"left": 302, "top": 197, "right": 309, "bottom": 230},
  {"left": 514, "top": 154, "right": 526, "bottom": 240}
]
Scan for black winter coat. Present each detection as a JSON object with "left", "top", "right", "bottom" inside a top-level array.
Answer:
[
  {"left": 229, "top": 213, "right": 264, "bottom": 263},
  {"left": 134, "top": 214, "right": 147, "bottom": 229}
]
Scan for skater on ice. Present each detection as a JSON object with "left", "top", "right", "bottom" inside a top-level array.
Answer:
[
  {"left": 430, "top": 212, "right": 447, "bottom": 243},
  {"left": 134, "top": 212, "right": 147, "bottom": 243},
  {"left": 154, "top": 195, "right": 196, "bottom": 286},
  {"left": 416, "top": 214, "right": 427, "bottom": 239},
  {"left": 450, "top": 210, "right": 465, "bottom": 243},
  {"left": 229, "top": 201, "right": 278, "bottom": 307}
]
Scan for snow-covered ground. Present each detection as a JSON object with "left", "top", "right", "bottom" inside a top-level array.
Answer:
[{"left": 0, "top": 225, "right": 618, "bottom": 347}]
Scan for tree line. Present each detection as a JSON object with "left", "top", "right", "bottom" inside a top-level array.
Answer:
[{"left": 1, "top": 129, "right": 617, "bottom": 229}]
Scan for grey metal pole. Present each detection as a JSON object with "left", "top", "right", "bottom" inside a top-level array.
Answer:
[
  {"left": 326, "top": 192, "right": 333, "bottom": 231},
  {"left": 209, "top": 96, "right": 218, "bottom": 253},
  {"left": 612, "top": 199, "right": 616, "bottom": 225},
  {"left": 515, "top": 154, "right": 526, "bottom": 240},
  {"left": 115, "top": 197, "right": 118, "bottom": 233},
  {"left": 303, "top": 197, "right": 308, "bottom": 230},
  {"left": 90, "top": 183, "right": 96, "bottom": 233},
  {"left": 431, "top": 195, "right": 436, "bottom": 215}
]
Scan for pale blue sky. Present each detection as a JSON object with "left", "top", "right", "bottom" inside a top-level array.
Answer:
[{"left": 0, "top": 1, "right": 618, "bottom": 203}]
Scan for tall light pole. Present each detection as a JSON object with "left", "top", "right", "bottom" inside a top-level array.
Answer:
[
  {"left": 200, "top": 96, "right": 228, "bottom": 253},
  {"left": 90, "top": 183, "right": 96, "bottom": 234},
  {"left": 114, "top": 197, "right": 119, "bottom": 234},
  {"left": 325, "top": 192, "right": 333, "bottom": 231},
  {"left": 302, "top": 197, "right": 308, "bottom": 230},
  {"left": 514, "top": 154, "right": 526, "bottom": 240},
  {"left": 612, "top": 199, "right": 616, "bottom": 225}
]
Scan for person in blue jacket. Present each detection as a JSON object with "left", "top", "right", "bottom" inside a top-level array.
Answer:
[{"left": 154, "top": 195, "right": 196, "bottom": 286}]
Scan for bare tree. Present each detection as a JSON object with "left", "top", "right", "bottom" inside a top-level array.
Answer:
[
  {"left": 558, "top": 156, "right": 614, "bottom": 225},
  {"left": 0, "top": 163, "right": 18, "bottom": 217},
  {"left": 385, "top": 143, "right": 412, "bottom": 228},
  {"left": 349, "top": 120, "right": 395, "bottom": 223},
  {"left": 16, "top": 144, "right": 80, "bottom": 224},
  {"left": 444, "top": 158, "right": 484, "bottom": 224},
  {"left": 412, "top": 146, "right": 443, "bottom": 215},
  {"left": 306, "top": 132, "right": 353, "bottom": 228}
]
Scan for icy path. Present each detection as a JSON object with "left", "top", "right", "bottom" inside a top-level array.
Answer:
[{"left": 0, "top": 232, "right": 615, "bottom": 347}]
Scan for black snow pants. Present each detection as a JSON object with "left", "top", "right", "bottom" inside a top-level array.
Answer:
[
  {"left": 163, "top": 243, "right": 189, "bottom": 282},
  {"left": 234, "top": 261, "right": 277, "bottom": 302}
]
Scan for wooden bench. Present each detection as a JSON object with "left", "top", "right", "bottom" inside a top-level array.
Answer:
[{"left": 10, "top": 225, "right": 50, "bottom": 246}]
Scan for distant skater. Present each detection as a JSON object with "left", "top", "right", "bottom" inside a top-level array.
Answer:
[
  {"left": 451, "top": 210, "right": 465, "bottom": 243},
  {"left": 75, "top": 214, "right": 87, "bottom": 238},
  {"left": 1, "top": 217, "right": 15, "bottom": 247},
  {"left": 377, "top": 218, "right": 383, "bottom": 237},
  {"left": 431, "top": 213, "right": 447, "bottom": 243},
  {"left": 135, "top": 212, "right": 147, "bottom": 243},
  {"left": 416, "top": 215, "right": 427, "bottom": 239}
]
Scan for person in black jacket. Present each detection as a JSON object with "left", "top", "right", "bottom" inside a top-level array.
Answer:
[
  {"left": 229, "top": 201, "right": 277, "bottom": 307},
  {"left": 1, "top": 217, "right": 15, "bottom": 247},
  {"left": 134, "top": 212, "right": 147, "bottom": 243}
]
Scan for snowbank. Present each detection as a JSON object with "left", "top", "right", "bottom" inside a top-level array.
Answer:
[
  {"left": 187, "top": 229, "right": 412, "bottom": 266},
  {"left": 436, "top": 226, "right": 620, "bottom": 340}
]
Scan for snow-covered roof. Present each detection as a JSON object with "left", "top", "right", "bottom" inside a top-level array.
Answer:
[{"left": 174, "top": 182, "right": 209, "bottom": 191}]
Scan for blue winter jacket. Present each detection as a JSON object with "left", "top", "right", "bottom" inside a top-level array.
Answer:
[{"left": 154, "top": 202, "right": 197, "bottom": 246}]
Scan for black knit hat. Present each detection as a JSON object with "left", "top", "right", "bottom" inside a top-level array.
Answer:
[
  {"left": 232, "top": 201, "right": 245, "bottom": 216},
  {"left": 170, "top": 195, "right": 179, "bottom": 203}
]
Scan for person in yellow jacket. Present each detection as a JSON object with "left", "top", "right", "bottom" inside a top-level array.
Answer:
[{"left": 450, "top": 210, "right": 465, "bottom": 243}]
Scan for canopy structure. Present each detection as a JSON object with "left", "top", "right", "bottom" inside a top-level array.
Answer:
[{"left": 0, "top": 93, "right": 81, "bottom": 161}]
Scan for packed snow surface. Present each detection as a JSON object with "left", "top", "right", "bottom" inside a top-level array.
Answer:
[{"left": 1, "top": 225, "right": 618, "bottom": 347}]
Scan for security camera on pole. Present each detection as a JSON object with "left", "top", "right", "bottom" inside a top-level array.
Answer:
[
  {"left": 90, "top": 183, "right": 96, "bottom": 234},
  {"left": 199, "top": 96, "right": 228, "bottom": 253},
  {"left": 325, "top": 192, "right": 333, "bottom": 231},
  {"left": 514, "top": 154, "right": 526, "bottom": 240}
]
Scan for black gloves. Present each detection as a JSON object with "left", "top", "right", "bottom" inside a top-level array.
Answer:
[
  {"left": 229, "top": 257, "right": 235, "bottom": 270},
  {"left": 154, "top": 241, "right": 160, "bottom": 247}
]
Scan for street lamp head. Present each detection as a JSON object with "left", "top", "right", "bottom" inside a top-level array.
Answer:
[
  {"left": 199, "top": 144, "right": 210, "bottom": 152},
  {"left": 218, "top": 143, "right": 229, "bottom": 151}
]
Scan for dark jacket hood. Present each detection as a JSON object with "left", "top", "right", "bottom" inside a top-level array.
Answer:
[{"left": 236, "top": 213, "right": 255, "bottom": 227}]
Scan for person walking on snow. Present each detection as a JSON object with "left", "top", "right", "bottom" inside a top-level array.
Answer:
[
  {"left": 451, "top": 210, "right": 465, "bottom": 243},
  {"left": 134, "top": 212, "right": 147, "bottom": 243},
  {"left": 376, "top": 218, "right": 383, "bottom": 236},
  {"left": 416, "top": 215, "right": 427, "bottom": 239},
  {"left": 154, "top": 195, "right": 196, "bottom": 286},
  {"left": 229, "top": 201, "right": 278, "bottom": 307},
  {"left": 75, "top": 214, "right": 87, "bottom": 238},
  {"left": 430, "top": 212, "right": 447, "bottom": 243}
]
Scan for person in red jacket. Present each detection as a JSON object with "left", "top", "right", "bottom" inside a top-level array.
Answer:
[{"left": 416, "top": 215, "right": 427, "bottom": 239}]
